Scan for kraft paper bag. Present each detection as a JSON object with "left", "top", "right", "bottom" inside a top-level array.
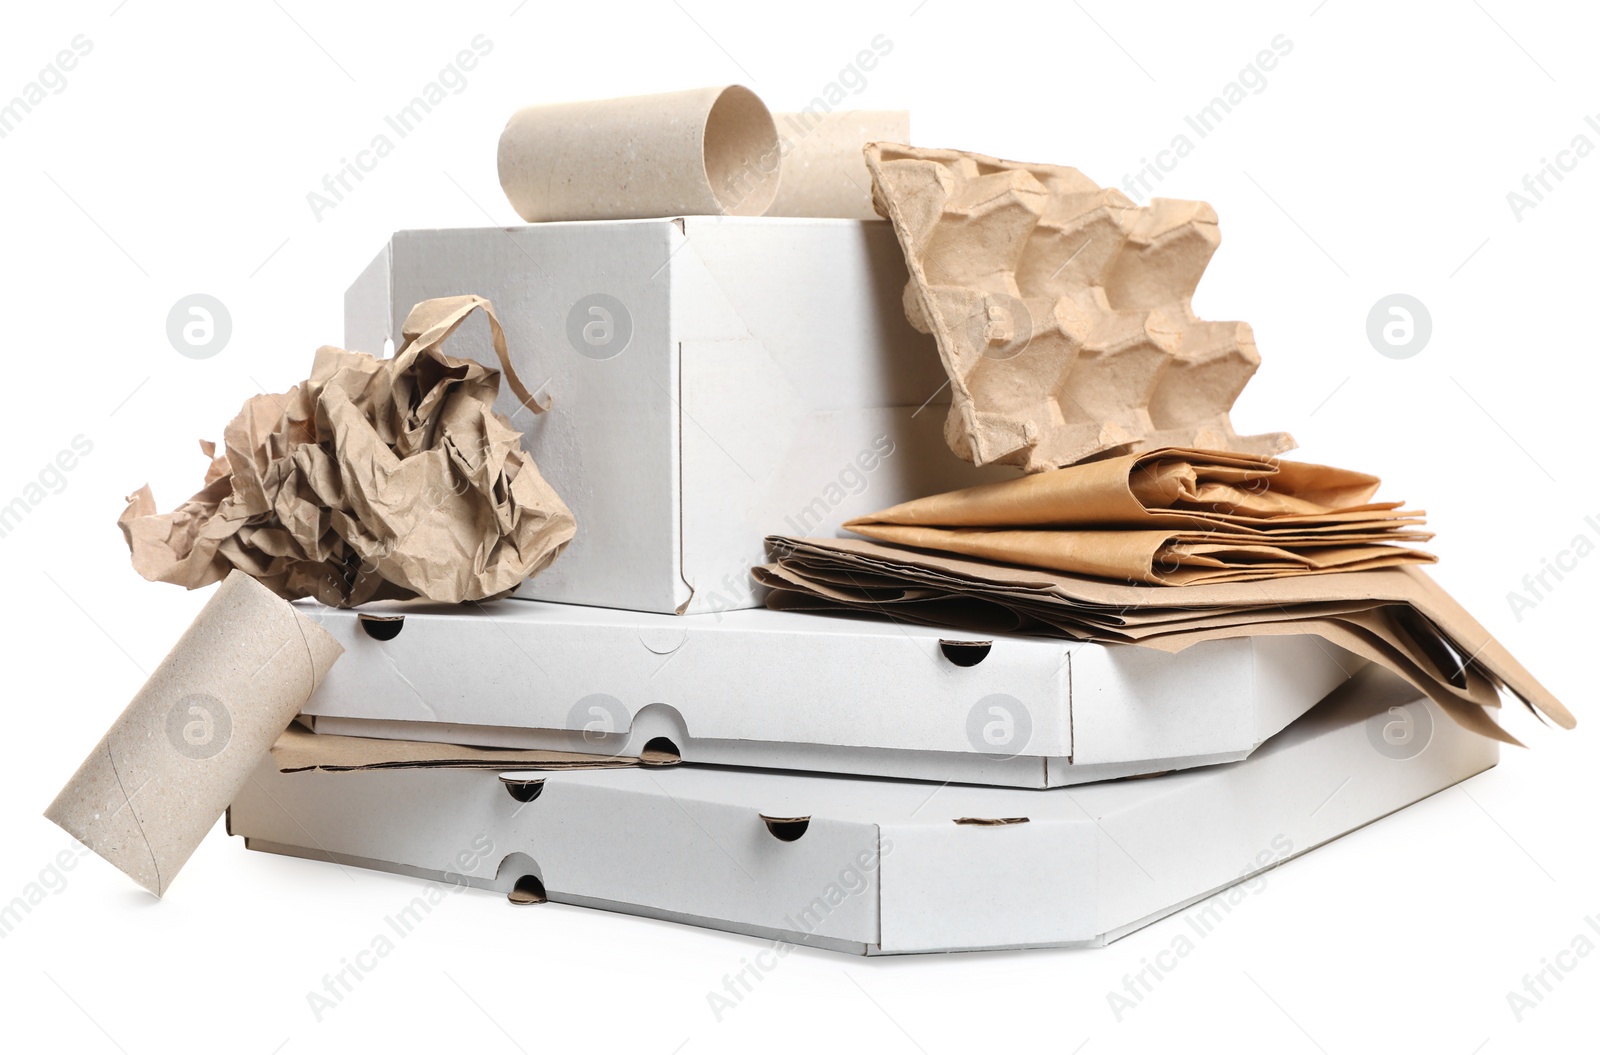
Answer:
[{"left": 846, "top": 448, "right": 1432, "bottom": 584}]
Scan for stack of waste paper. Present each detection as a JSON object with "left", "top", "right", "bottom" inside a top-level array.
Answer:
[{"left": 47, "top": 86, "right": 1573, "bottom": 954}]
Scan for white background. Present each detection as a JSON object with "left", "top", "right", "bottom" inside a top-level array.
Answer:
[{"left": 2, "top": 0, "right": 1597, "bottom": 1051}]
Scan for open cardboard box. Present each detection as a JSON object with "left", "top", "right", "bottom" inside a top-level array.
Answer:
[
  {"left": 298, "top": 599, "right": 1362, "bottom": 788},
  {"left": 238, "top": 666, "right": 1495, "bottom": 954},
  {"left": 346, "top": 219, "right": 1011, "bottom": 616}
]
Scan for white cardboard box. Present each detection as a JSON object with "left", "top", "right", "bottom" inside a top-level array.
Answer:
[
  {"left": 298, "top": 599, "right": 1361, "bottom": 788},
  {"left": 236, "top": 667, "right": 1495, "bottom": 954},
  {"left": 346, "top": 219, "right": 1008, "bottom": 615}
]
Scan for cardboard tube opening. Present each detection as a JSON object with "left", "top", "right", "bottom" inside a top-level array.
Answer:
[{"left": 703, "top": 85, "right": 780, "bottom": 216}]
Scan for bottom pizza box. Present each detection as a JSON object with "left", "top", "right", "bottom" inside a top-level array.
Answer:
[{"left": 233, "top": 665, "right": 1492, "bottom": 954}]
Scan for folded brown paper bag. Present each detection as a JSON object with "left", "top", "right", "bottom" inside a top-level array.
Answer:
[
  {"left": 120, "top": 296, "right": 575, "bottom": 607},
  {"left": 45, "top": 572, "right": 342, "bottom": 896},
  {"left": 843, "top": 527, "right": 1432, "bottom": 586},
  {"left": 846, "top": 448, "right": 1432, "bottom": 585},
  {"left": 758, "top": 536, "right": 1575, "bottom": 745}
]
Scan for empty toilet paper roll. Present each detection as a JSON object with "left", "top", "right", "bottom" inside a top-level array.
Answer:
[
  {"left": 767, "top": 111, "right": 909, "bottom": 219},
  {"left": 497, "top": 85, "right": 781, "bottom": 221},
  {"left": 45, "top": 571, "right": 342, "bottom": 896}
]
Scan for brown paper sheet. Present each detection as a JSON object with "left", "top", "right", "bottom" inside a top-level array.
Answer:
[
  {"left": 847, "top": 526, "right": 1431, "bottom": 585},
  {"left": 845, "top": 448, "right": 1432, "bottom": 584},
  {"left": 863, "top": 143, "right": 1293, "bottom": 472},
  {"left": 498, "top": 86, "right": 781, "bottom": 221},
  {"left": 270, "top": 723, "right": 671, "bottom": 773},
  {"left": 767, "top": 110, "right": 909, "bottom": 219},
  {"left": 44, "top": 572, "right": 343, "bottom": 896},
  {"left": 758, "top": 536, "right": 1576, "bottom": 744},
  {"left": 119, "top": 296, "right": 575, "bottom": 607}
]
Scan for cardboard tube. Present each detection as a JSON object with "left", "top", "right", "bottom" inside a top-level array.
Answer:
[
  {"left": 497, "top": 85, "right": 781, "bottom": 221},
  {"left": 45, "top": 572, "right": 342, "bottom": 896},
  {"left": 767, "top": 111, "right": 909, "bottom": 219}
]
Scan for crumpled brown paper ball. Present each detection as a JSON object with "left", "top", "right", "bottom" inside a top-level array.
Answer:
[{"left": 119, "top": 295, "right": 575, "bottom": 606}]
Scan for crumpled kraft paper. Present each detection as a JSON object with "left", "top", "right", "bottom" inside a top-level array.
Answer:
[
  {"left": 45, "top": 571, "right": 343, "bottom": 896},
  {"left": 119, "top": 295, "right": 575, "bottom": 607},
  {"left": 863, "top": 143, "right": 1293, "bottom": 472},
  {"left": 756, "top": 536, "right": 1576, "bottom": 746},
  {"left": 845, "top": 447, "right": 1433, "bottom": 585}
]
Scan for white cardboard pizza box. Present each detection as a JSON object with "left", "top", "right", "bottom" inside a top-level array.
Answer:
[
  {"left": 297, "top": 599, "right": 1361, "bottom": 788},
  {"left": 345, "top": 219, "right": 1009, "bottom": 616},
  {"left": 235, "top": 666, "right": 1494, "bottom": 955}
]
